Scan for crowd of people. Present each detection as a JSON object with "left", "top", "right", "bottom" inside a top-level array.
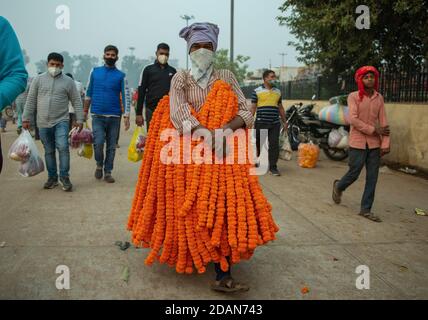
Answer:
[{"left": 2, "top": 42, "right": 176, "bottom": 190}]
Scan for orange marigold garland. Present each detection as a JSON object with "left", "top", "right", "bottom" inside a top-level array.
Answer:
[{"left": 127, "top": 80, "right": 279, "bottom": 274}]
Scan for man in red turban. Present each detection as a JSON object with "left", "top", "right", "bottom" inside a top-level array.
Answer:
[
  {"left": 355, "top": 66, "right": 380, "bottom": 100},
  {"left": 332, "top": 66, "right": 390, "bottom": 222}
]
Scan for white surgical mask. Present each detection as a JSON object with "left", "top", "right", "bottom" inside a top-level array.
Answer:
[
  {"left": 189, "top": 48, "right": 215, "bottom": 89},
  {"left": 48, "top": 67, "right": 62, "bottom": 77},
  {"left": 158, "top": 54, "right": 169, "bottom": 65}
]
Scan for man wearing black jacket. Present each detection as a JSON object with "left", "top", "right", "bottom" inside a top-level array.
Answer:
[{"left": 135, "top": 43, "right": 176, "bottom": 130}]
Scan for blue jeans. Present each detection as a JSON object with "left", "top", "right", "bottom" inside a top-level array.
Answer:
[
  {"left": 337, "top": 146, "right": 381, "bottom": 212},
  {"left": 39, "top": 121, "right": 70, "bottom": 179},
  {"left": 92, "top": 115, "right": 120, "bottom": 174}
]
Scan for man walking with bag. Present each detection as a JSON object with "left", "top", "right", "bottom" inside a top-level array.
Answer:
[{"left": 23, "top": 52, "right": 84, "bottom": 191}]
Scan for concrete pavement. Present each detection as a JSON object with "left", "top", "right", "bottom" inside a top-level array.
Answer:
[{"left": 0, "top": 122, "right": 427, "bottom": 300}]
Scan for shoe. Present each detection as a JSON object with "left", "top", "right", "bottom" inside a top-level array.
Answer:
[
  {"left": 17, "top": 128, "right": 22, "bottom": 135},
  {"left": 116, "top": 144, "right": 120, "bottom": 148},
  {"left": 44, "top": 177, "right": 59, "bottom": 189},
  {"left": 269, "top": 167, "right": 281, "bottom": 176},
  {"left": 332, "top": 180, "right": 342, "bottom": 204},
  {"left": 104, "top": 174, "right": 115, "bottom": 183},
  {"left": 95, "top": 168, "right": 103, "bottom": 180},
  {"left": 60, "top": 177, "right": 73, "bottom": 192},
  {"left": 0, "top": 128, "right": 5, "bottom": 133}
]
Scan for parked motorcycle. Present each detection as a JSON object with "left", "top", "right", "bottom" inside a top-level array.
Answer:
[{"left": 285, "top": 96, "right": 350, "bottom": 161}]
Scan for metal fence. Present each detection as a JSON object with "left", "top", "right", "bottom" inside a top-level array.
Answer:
[{"left": 241, "top": 67, "right": 428, "bottom": 103}]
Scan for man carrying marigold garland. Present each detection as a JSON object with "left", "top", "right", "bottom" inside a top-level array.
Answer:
[
  {"left": 171, "top": 22, "right": 254, "bottom": 293},
  {"left": 128, "top": 22, "right": 279, "bottom": 294}
]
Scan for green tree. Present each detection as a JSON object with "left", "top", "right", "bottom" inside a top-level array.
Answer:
[
  {"left": 59, "top": 51, "right": 75, "bottom": 75},
  {"left": 121, "top": 55, "right": 144, "bottom": 90},
  {"left": 74, "top": 54, "right": 99, "bottom": 84},
  {"left": 214, "top": 49, "right": 251, "bottom": 84},
  {"left": 277, "top": 0, "right": 428, "bottom": 75},
  {"left": 35, "top": 59, "right": 46, "bottom": 74}
]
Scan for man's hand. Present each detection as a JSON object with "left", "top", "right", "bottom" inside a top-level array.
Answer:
[
  {"left": 124, "top": 116, "right": 130, "bottom": 131},
  {"left": 135, "top": 115, "right": 144, "bottom": 127},
  {"left": 375, "top": 125, "right": 390, "bottom": 136},
  {"left": 22, "top": 120, "right": 30, "bottom": 130},
  {"left": 281, "top": 119, "right": 288, "bottom": 131},
  {"left": 74, "top": 122, "right": 83, "bottom": 132},
  {"left": 381, "top": 148, "right": 390, "bottom": 157},
  {"left": 209, "top": 129, "right": 231, "bottom": 159}
]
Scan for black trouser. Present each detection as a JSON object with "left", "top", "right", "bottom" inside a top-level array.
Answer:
[
  {"left": 255, "top": 122, "right": 281, "bottom": 170},
  {"left": 214, "top": 258, "right": 231, "bottom": 281},
  {"left": 337, "top": 146, "right": 381, "bottom": 212},
  {"left": 145, "top": 107, "right": 154, "bottom": 132}
]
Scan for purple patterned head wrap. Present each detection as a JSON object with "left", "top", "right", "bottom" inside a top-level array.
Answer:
[{"left": 179, "top": 22, "right": 220, "bottom": 53}]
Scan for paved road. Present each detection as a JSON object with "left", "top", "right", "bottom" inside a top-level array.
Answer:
[{"left": 1, "top": 122, "right": 427, "bottom": 299}]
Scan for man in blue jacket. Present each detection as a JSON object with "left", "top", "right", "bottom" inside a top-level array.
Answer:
[
  {"left": 0, "top": 16, "right": 28, "bottom": 174},
  {"left": 84, "top": 45, "right": 130, "bottom": 183}
]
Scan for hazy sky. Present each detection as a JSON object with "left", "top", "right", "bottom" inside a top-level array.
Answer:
[{"left": 1, "top": 0, "right": 300, "bottom": 76}]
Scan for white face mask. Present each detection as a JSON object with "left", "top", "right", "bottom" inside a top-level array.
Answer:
[
  {"left": 189, "top": 48, "right": 215, "bottom": 89},
  {"left": 48, "top": 67, "right": 62, "bottom": 77},
  {"left": 158, "top": 54, "right": 169, "bottom": 65}
]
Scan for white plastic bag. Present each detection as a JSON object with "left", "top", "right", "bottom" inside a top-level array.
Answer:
[
  {"left": 8, "top": 131, "right": 31, "bottom": 162},
  {"left": 279, "top": 126, "right": 293, "bottom": 161},
  {"left": 336, "top": 127, "right": 349, "bottom": 149},
  {"left": 9, "top": 130, "right": 45, "bottom": 177},
  {"left": 328, "top": 129, "right": 342, "bottom": 148},
  {"left": 329, "top": 127, "right": 349, "bottom": 149}
]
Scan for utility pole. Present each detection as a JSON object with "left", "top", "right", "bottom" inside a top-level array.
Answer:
[
  {"left": 180, "top": 14, "right": 195, "bottom": 70},
  {"left": 279, "top": 52, "right": 287, "bottom": 67},
  {"left": 230, "top": 0, "right": 234, "bottom": 63},
  {"left": 279, "top": 52, "right": 287, "bottom": 82}
]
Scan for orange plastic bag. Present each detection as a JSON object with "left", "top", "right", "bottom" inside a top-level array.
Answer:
[{"left": 298, "top": 142, "right": 320, "bottom": 168}]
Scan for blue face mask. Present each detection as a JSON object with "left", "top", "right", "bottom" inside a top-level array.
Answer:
[{"left": 268, "top": 79, "right": 279, "bottom": 87}]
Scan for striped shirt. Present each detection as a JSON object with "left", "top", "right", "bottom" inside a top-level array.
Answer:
[
  {"left": 170, "top": 69, "right": 254, "bottom": 133},
  {"left": 251, "top": 85, "right": 282, "bottom": 124}
]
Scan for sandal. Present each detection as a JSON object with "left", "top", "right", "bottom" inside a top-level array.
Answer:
[
  {"left": 211, "top": 276, "right": 250, "bottom": 293},
  {"left": 359, "top": 211, "right": 382, "bottom": 222}
]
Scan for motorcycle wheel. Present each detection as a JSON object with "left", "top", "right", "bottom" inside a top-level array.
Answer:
[
  {"left": 323, "top": 147, "right": 349, "bottom": 161},
  {"left": 288, "top": 126, "right": 300, "bottom": 151}
]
